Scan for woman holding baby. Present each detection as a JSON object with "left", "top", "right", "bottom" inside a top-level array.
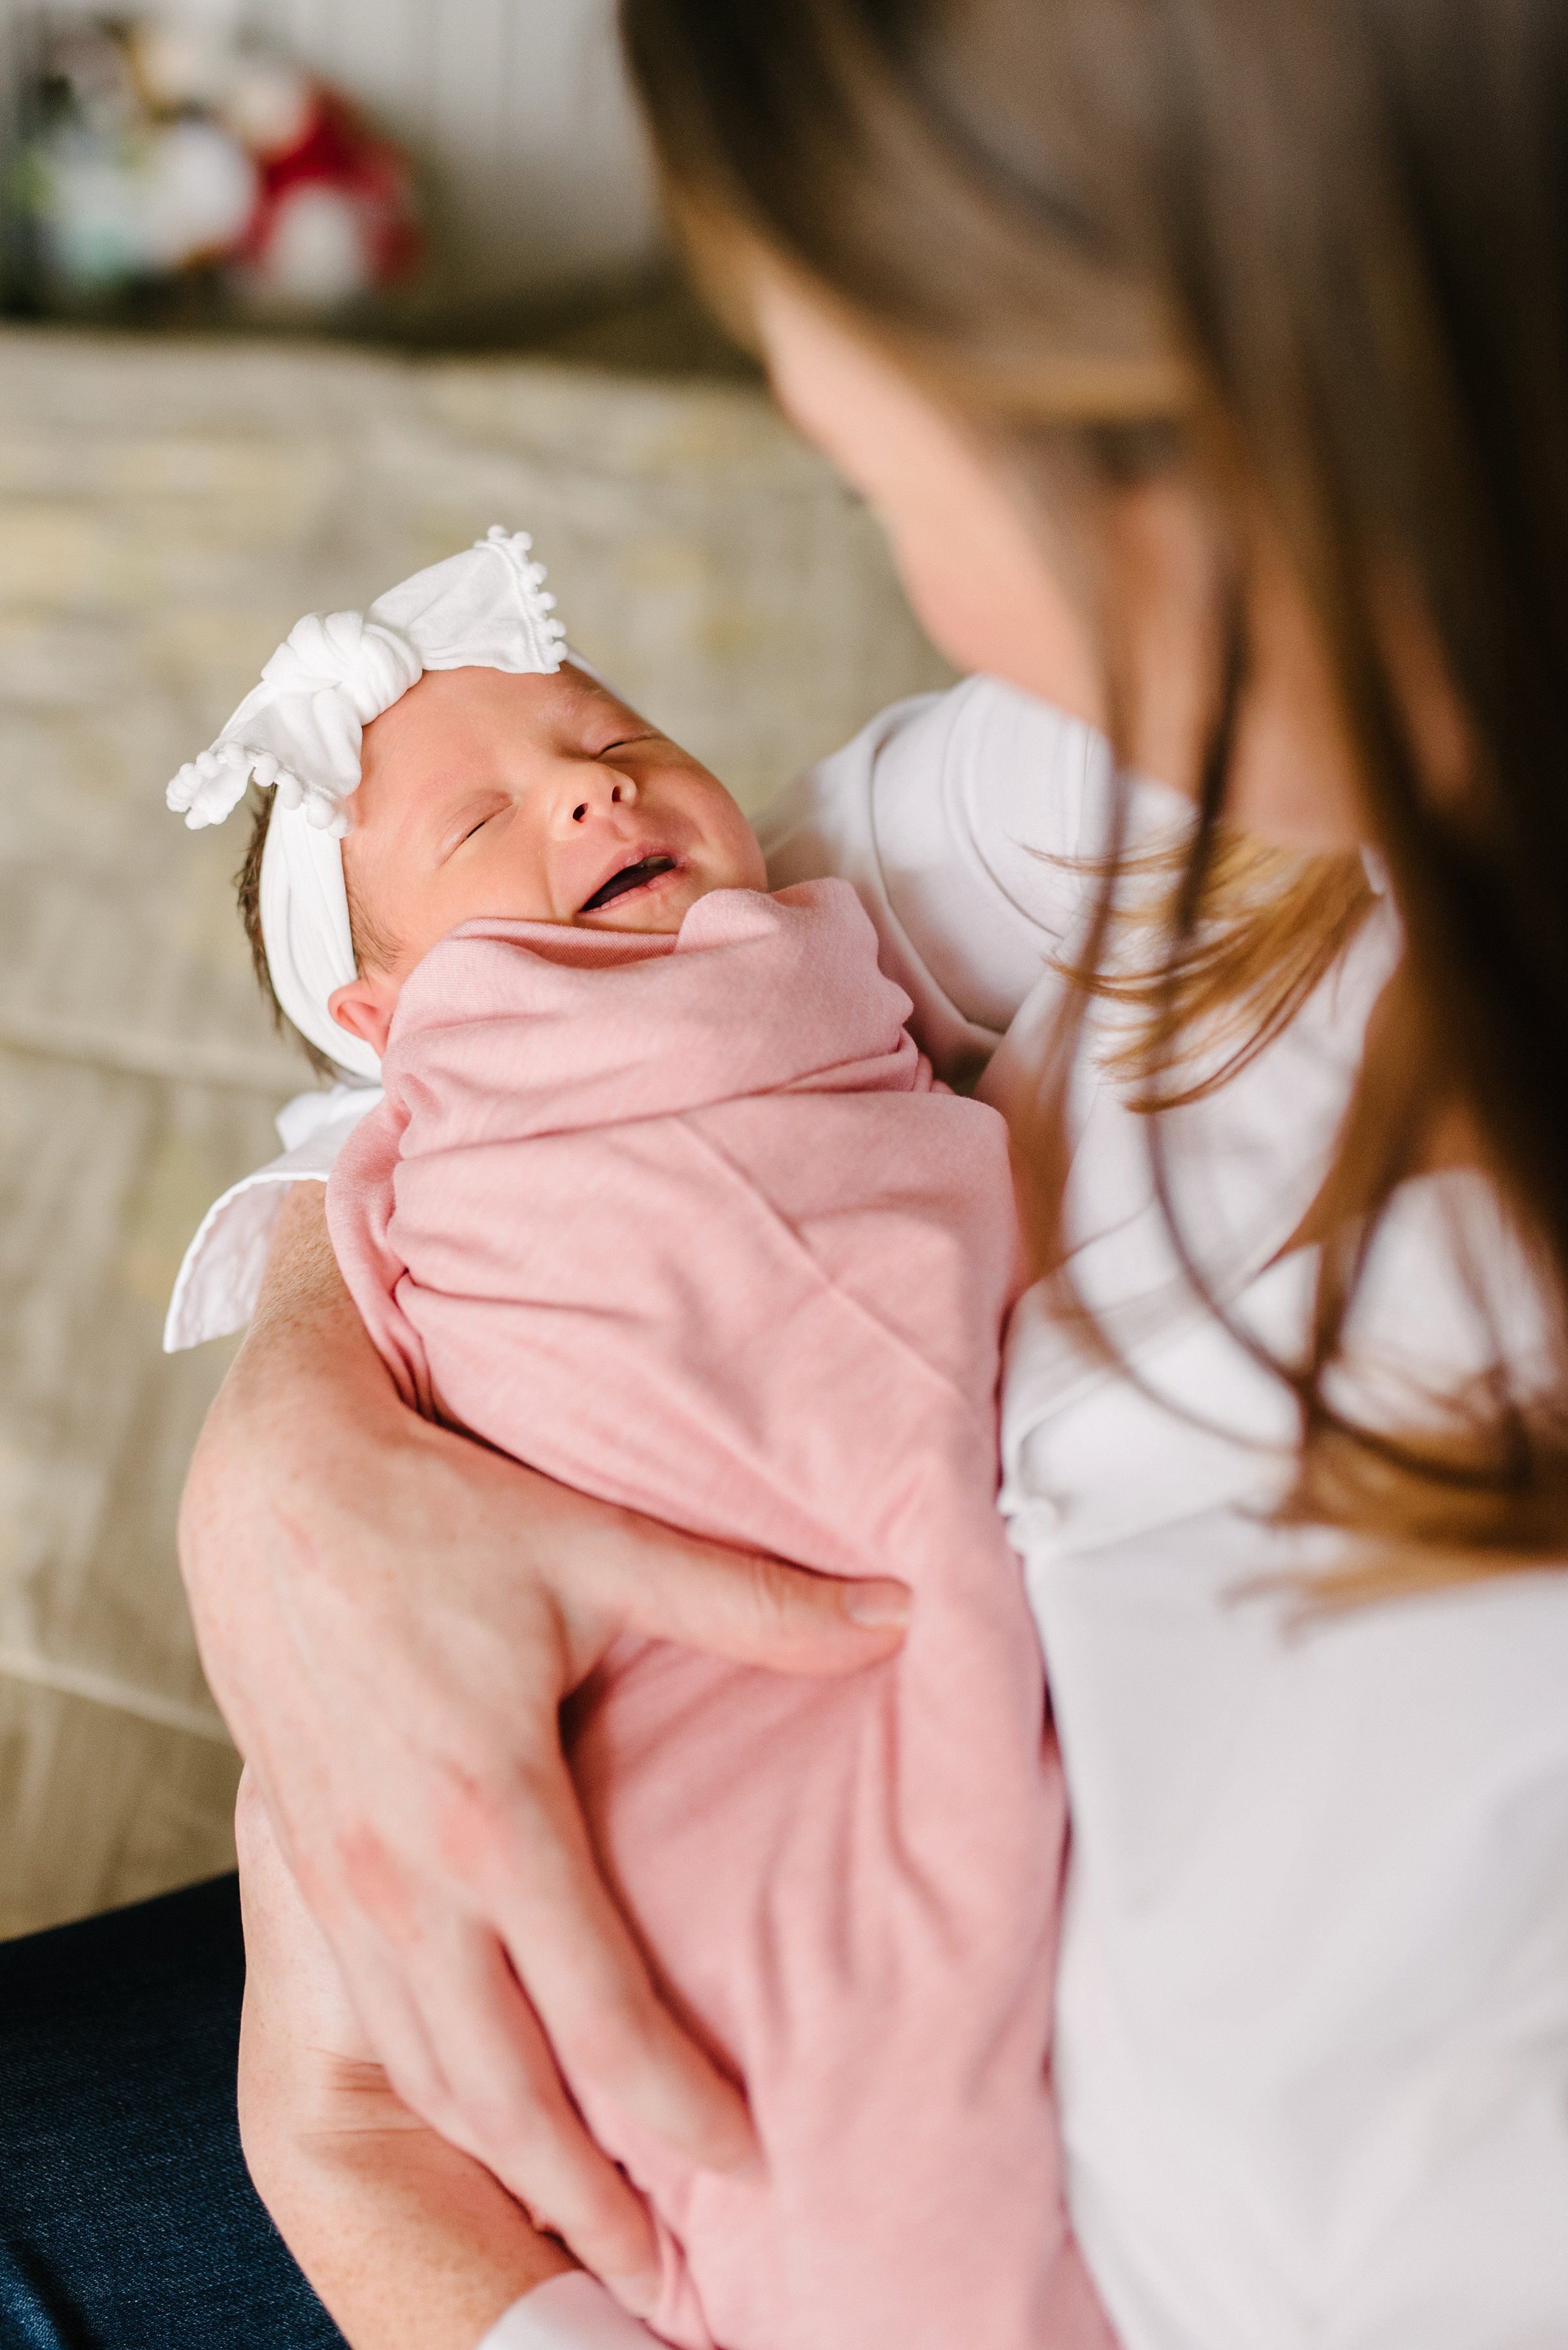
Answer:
[{"left": 4, "top": 2, "right": 1567, "bottom": 2345}]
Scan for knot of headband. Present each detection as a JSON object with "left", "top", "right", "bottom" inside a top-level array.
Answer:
[
  {"left": 165, "top": 525, "right": 570, "bottom": 1082},
  {"left": 169, "top": 526, "right": 564, "bottom": 840}
]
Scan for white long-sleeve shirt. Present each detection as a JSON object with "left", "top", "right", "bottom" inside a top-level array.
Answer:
[{"left": 174, "top": 676, "right": 1568, "bottom": 2349}]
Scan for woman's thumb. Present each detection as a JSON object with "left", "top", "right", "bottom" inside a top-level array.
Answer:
[{"left": 615, "top": 1534, "right": 911, "bottom": 1676}]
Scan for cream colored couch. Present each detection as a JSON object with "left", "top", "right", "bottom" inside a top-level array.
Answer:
[{"left": 0, "top": 325, "right": 951, "bottom": 1939}]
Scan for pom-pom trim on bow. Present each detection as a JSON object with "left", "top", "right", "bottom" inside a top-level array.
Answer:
[
  {"left": 170, "top": 739, "right": 306, "bottom": 831},
  {"left": 166, "top": 736, "right": 355, "bottom": 836},
  {"left": 476, "top": 522, "right": 569, "bottom": 651}
]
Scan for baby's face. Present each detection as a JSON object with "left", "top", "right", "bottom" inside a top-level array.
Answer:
[{"left": 329, "top": 663, "right": 766, "bottom": 1055}]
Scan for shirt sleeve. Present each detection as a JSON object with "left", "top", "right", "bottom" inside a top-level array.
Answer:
[
  {"left": 758, "top": 673, "right": 1122, "bottom": 1089},
  {"left": 476, "top": 2274, "right": 663, "bottom": 2348}
]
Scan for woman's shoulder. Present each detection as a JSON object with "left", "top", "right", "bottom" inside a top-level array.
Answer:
[
  {"left": 759, "top": 676, "right": 1156, "bottom": 1079},
  {"left": 759, "top": 672, "right": 1115, "bottom": 887}
]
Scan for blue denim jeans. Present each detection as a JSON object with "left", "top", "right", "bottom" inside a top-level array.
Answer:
[{"left": 0, "top": 1875, "right": 343, "bottom": 2349}]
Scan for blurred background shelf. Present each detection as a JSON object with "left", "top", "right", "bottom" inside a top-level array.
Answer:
[{"left": 1, "top": 0, "right": 668, "bottom": 332}]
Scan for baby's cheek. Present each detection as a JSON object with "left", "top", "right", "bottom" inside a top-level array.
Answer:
[
  {"left": 736, "top": 838, "right": 770, "bottom": 891},
  {"left": 715, "top": 806, "right": 769, "bottom": 891}
]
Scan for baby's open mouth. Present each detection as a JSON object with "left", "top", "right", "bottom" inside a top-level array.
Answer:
[{"left": 579, "top": 853, "right": 678, "bottom": 912}]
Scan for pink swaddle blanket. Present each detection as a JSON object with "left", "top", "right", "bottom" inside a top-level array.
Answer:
[{"left": 327, "top": 878, "right": 1113, "bottom": 2350}]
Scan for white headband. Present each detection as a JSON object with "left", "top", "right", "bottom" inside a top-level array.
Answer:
[{"left": 167, "top": 525, "right": 569, "bottom": 1082}]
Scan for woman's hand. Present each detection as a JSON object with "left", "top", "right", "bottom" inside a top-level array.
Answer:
[
  {"left": 237, "top": 1770, "right": 578, "bottom": 2350},
  {"left": 181, "top": 1182, "right": 909, "bottom": 2317}
]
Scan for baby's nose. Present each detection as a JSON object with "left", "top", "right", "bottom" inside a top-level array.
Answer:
[{"left": 564, "top": 769, "right": 638, "bottom": 825}]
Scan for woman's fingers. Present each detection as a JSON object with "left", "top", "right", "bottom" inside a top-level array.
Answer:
[
  {"left": 263, "top": 1755, "right": 674, "bottom": 2290},
  {"left": 336, "top": 1904, "right": 664, "bottom": 2306},
  {"left": 472, "top": 1746, "right": 758, "bottom": 2176},
  {"left": 343, "top": 1704, "right": 759, "bottom": 2179}
]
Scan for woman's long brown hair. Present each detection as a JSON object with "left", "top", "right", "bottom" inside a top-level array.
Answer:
[{"left": 621, "top": 0, "right": 1568, "bottom": 1591}]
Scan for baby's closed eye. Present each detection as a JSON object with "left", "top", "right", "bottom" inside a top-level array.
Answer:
[{"left": 438, "top": 795, "right": 511, "bottom": 858}]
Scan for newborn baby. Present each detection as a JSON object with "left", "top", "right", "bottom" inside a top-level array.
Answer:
[{"left": 169, "top": 531, "right": 1111, "bottom": 2350}]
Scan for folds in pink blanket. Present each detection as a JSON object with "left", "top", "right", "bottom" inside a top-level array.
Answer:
[{"left": 327, "top": 880, "right": 1114, "bottom": 2350}]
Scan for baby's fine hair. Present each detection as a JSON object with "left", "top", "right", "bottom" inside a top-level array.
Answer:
[{"left": 235, "top": 788, "right": 397, "bottom": 1078}]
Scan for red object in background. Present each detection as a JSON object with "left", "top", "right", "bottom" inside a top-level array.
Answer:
[{"left": 239, "top": 91, "right": 423, "bottom": 308}]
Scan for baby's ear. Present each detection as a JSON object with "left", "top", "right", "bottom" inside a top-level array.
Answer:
[{"left": 328, "top": 978, "right": 395, "bottom": 1059}]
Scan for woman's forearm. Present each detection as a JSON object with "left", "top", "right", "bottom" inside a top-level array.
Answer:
[
  {"left": 245, "top": 2070, "right": 575, "bottom": 2350},
  {"left": 200, "top": 1178, "right": 408, "bottom": 1480}
]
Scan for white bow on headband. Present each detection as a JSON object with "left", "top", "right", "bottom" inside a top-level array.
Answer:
[{"left": 167, "top": 525, "right": 569, "bottom": 1082}]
